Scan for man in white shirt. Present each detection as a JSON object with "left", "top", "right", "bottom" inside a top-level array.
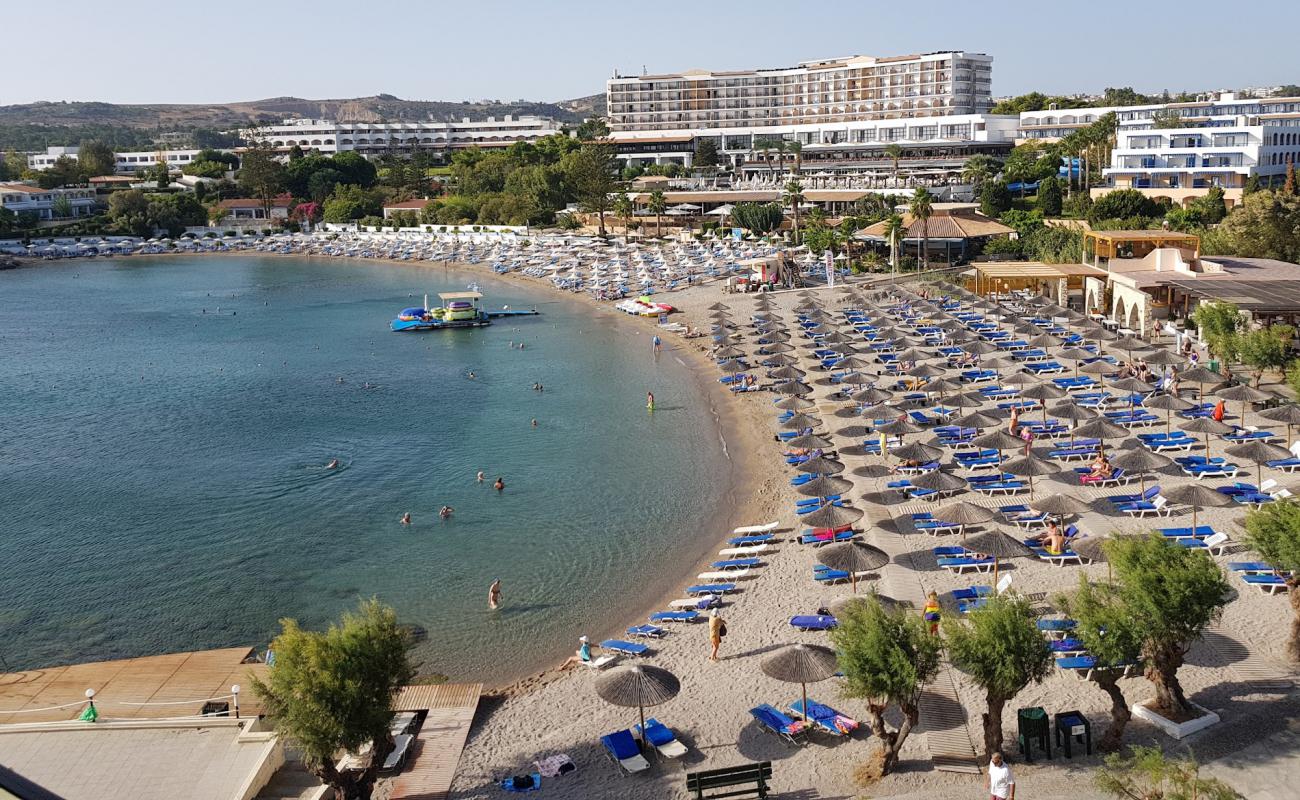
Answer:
[{"left": 989, "top": 751, "right": 1015, "bottom": 800}]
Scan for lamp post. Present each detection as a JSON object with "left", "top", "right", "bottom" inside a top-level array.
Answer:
[{"left": 231, "top": 684, "right": 240, "bottom": 719}]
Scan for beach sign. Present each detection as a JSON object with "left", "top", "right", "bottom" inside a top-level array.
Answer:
[{"left": 732, "top": 227, "right": 743, "bottom": 242}]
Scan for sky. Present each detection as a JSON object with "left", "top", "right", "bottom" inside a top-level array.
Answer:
[{"left": 5, "top": 0, "right": 1296, "bottom": 106}]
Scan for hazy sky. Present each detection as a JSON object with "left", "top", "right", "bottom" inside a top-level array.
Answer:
[{"left": 6, "top": 0, "right": 1294, "bottom": 106}]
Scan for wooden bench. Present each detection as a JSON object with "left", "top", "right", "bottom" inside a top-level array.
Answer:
[{"left": 685, "top": 761, "right": 773, "bottom": 799}]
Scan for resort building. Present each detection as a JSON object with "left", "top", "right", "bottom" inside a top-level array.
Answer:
[
  {"left": 0, "top": 183, "right": 98, "bottom": 220},
  {"left": 856, "top": 203, "right": 1016, "bottom": 265},
  {"left": 242, "top": 116, "right": 563, "bottom": 158},
  {"left": 382, "top": 198, "right": 432, "bottom": 219},
  {"left": 26, "top": 146, "right": 206, "bottom": 175},
  {"left": 605, "top": 51, "right": 1015, "bottom": 179},
  {"left": 215, "top": 196, "right": 293, "bottom": 221}
]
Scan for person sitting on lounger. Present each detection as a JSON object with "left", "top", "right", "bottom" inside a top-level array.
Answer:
[
  {"left": 891, "top": 457, "right": 923, "bottom": 474},
  {"left": 1081, "top": 454, "right": 1113, "bottom": 484},
  {"left": 1033, "top": 520, "right": 1066, "bottom": 554},
  {"left": 562, "top": 635, "right": 595, "bottom": 667}
]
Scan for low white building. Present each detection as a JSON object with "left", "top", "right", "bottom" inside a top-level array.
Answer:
[
  {"left": 0, "top": 183, "right": 97, "bottom": 220},
  {"left": 243, "top": 116, "right": 563, "bottom": 157},
  {"left": 26, "top": 146, "right": 206, "bottom": 175}
]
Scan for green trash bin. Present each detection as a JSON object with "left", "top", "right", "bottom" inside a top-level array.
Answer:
[{"left": 1209, "top": 359, "right": 1220, "bottom": 373}]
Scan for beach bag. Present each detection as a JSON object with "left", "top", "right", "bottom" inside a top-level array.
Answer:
[{"left": 718, "top": 620, "right": 728, "bottom": 637}]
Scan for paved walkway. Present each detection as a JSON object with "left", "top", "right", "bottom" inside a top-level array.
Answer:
[
  {"left": 391, "top": 683, "right": 483, "bottom": 800},
  {"left": 1202, "top": 714, "right": 1300, "bottom": 800}
]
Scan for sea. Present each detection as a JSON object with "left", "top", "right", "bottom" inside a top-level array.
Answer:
[{"left": 0, "top": 255, "right": 729, "bottom": 683}]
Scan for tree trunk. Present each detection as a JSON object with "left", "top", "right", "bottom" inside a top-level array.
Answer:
[
  {"left": 1092, "top": 671, "right": 1131, "bottom": 752},
  {"left": 982, "top": 693, "right": 1007, "bottom": 758},
  {"left": 311, "top": 734, "right": 392, "bottom": 800},
  {"left": 1289, "top": 579, "right": 1300, "bottom": 662},
  {"left": 883, "top": 699, "right": 920, "bottom": 775},
  {"left": 597, "top": 210, "right": 606, "bottom": 238},
  {"left": 1144, "top": 645, "right": 1190, "bottom": 716}
]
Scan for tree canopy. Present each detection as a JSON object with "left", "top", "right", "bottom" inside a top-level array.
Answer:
[
  {"left": 1243, "top": 500, "right": 1300, "bottom": 661},
  {"left": 731, "top": 202, "right": 783, "bottom": 236}
]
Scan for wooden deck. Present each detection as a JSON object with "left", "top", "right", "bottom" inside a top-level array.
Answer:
[
  {"left": 0, "top": 647, "right": 268, "bottom": 724},
  {"left": 391, "top": 683, "right": 483, "bottom": 800}
]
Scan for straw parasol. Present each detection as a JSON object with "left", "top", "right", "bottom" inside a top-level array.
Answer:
[
  {"left": 1226, "top": 440, "right": 1294, "bottom": 487},
  {"left": 1020, "top": 382, "right": 1067, "bottom": 422},
  {"left": 1217, "top": 383, "right": 1271, "bottom": 422},
  {"left": 1143, "top": 349, "right": 1185, "bottom": 366},
  {"left": 818, "top": 540, "right": 889, "bottom": 593},
  {"left": 833, "top": 355, "right": 874, "bottom": 371},
  {"left": 1180, "top": 417, "right": 1234, "bottom": 458},
  {"left": 785, "top": 433, "right": 835, "bottom": 451},
  {"left": 962, "top": 531, "right": 1034, "bottom": 585},
  {"left": 794, "top": 456, "right": 845, "bottom": 475},
  {"left": 1109, "top": 446, "right": 1174, "bottom": 494},
  {"left": 851, "top": 387, "right": 894, "bottom": 405},
  {"left": 763, "top": 353, "right": 800, "bottom": 368},
  {"left": 800, "top": 502, "right": 864, "bottom": 530},
  {"left": 954, "top": 410, "right": 1003, "bottom": 430},
  {"left": 1142, "top": 393, "right": 1194, "bottom": 434},
  {"left": 796, "top": 475, "right": 855, "bottom": 499},
  {"left": 962, "top": 340, "right": 1001, "bottom": 356},
  {"left": 1032, "top": 492, "right": 1092, "bottom": 531},
  {"left": 908, "top": 364, "right": 948, "bottom": 380},
  {"left": 760, "top": 342, "right": 795, "bottom": 355},
  {"left": 780, "top": 412, "right": 820, "bottom": 430},
  {"left": 877, "top": 417, "right": 925, "bottom": 438},
  {"left": 772, "top": 380, "right": 813, "bottom": 396},
  {"left": 1073, "top": 417, "right": 1131, "bottom": 456},
  {"left": 1259, "top": 403, "right": 1300, "bottom": 441},
  {"left": 974, "top": 429, "right": 1028, "bottom": 467},
  {"left": 1180, "top": 366, "right": 1226, "bottom": 401},
  {"left": 909, "top": 469, "right": 969, "bottom": 494},
  {"left": 934, "top": 499, "right": 996, "bottom": 539},
  {"left": 713, "top": 346, "right": 747, "bottom": 360},
  {"left": 1161, "top": 482, "right": 1233, "bottom": 536},
  {"left": 890, "top": 441, "right": 946, "bottom": 464},
  {"left": 775, "top": 396, "right": 816, "bottom": 411},
  {"left": 761, "top": 644, "right": 840, "bottom": 723},
  {"left": 829, "top": 592, "right": 910, "bottom": 616},
  {"left": 595, "top": 664, "right": 681, "bottom": 741},
  {"left": 707, "top": 302, "right": 730, "bottom": 311},
  {"left": 769, "top": 366, "right": 808, "bottom": 383},
  {"left": 1002, "top": 452, "right": 1060, "bottom": 497}
]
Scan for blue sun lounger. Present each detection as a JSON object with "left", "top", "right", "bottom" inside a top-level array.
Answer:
[
  {"left": 1241, "top": 574, "right": 1289, "bottom": 594},
  {"left": 799, "top": 529, "right": 856, "bottom": 545},
  {"left": 1049, "top": 638, "right": 1088, "bottom": 655},
  {"left": 939, "top": 556, "right": 996, "bottom": 573},
  {"left": 813, "top": 567, "right": 854, "bottom": 584},
  {"left": 952, "top": 586, "right": 993, "bottom": 602},
  {"left": 1224, "top": 428, "right": 1277, "bottom": 443},
  {"left": 1156, "top": 524, "right": 1216, "bottom": 539},
  {"left": 1053, "top": 376, "right": 1098, "bottom": 392},
  {"left": 1228, "top": 562, "right": 1281, "bottom": 573},
  {"left": 796, "top": 500, "right": 846, "bottom": 514},
  {"left": 711, "top": 558, "right": 761, "bottom": 570},
  {"left": 686, "top": 583, "right": 736, "bottom": 594},
  {"left": 627, "top": 624, "right": 665, "bottom": 638},
  {"left": 1037, "top": 618, "right": 1077, "bottom": 635},
  {"left": 633, "top": 718, "right": 688, "bottom": 758},
  {"left": 650, "top": 610, "right": 699, "bottom": 623},
  {"left": 601, "top": 639, "right": 650, "bottom": 657},
  {"left": 789, "top": 614, "right": 837, "bottom": 632},
  {"left": 729, "top": 533, "right": 774, "bottom": 546},
  {"left": 601, "top": 729, "right": 650, "bottom": 773},
  {"left": 750, "top": 704, "right": 808, "bottom": 745},
  {"left": 788, "top": 699, "right": 859, "bottom": 736},
  {"left": 961, "top": 369, "right": 998, "bottom": 383}
]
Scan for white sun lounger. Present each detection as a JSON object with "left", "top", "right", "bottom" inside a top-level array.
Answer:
[
  {"left": 579, "top": 655, "right": 618, "bottom": 669},
  {"left": 669, "top": 595, "right": 716, "bottom": 608},
  {"left": 697, "top": 569, "right": 751, "bottom": 581},
  {"left": 733, "top": 520, "right": 780, "bottom": 534},
  {"left": 718, "top": 543, "right": 770, "bottom": 557}
]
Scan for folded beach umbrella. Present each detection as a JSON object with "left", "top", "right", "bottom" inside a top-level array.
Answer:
[
  {"left": 800, "top": 502, "right": 863, "bottom": 531},
  {"left": 934, "top": 499, "right": 996, "bottom": 539},
  {"left": 1002, "top": 452, "right": 1060, "bottom": 498},
  {"left": 759, "top": 643, "right": 840, "bottom": 726},
  {"left": 890, "top": 441, "right": 946, "bottom": 464},
  {"left": 817, "top": 541, "right": 889, "bottom": 594},
  {"left": 780, "top": 412, "right": 822, "bottom": 431},
  {"left": 1141, "top": 393, "right": 1193, "bottom": 435},
  {"left": 796, "top": 475, "right": 854, "bottom": 499},
  {"left": 1179, "top": 416, "right": 1234, "bottom": 459},
  {"left": 961, "top": 531, "right": 1033, "bottom": 586},
  {"left": 910, "top": 468, "right": 969, "bottom": 494},
  {"left": 595, "top": 664, "right": 681, "bottom": 739},
  {"left": 1216, "top": 383, "right": 1271, "bottom": 422},
  {"left": 1258, "top": 403, "right": 1300, "bottom": 440},
  {"left": 1226, "top": 440, "right": 1293, "bottom": 487},
  {"left": 774, "top": 395, "right": 816, "bottom": 411},
  {"left": 770, "top": 366, "right": 808, "bottom": 382},
  {"left": 771, "top": 380, "right": 813, "bottom": 396},
  {"left": 1162, "top": 482, "right": 1234, "bottom": 538},
  {"left": 794, "top": 456, "right": 846, "bottom": 476},
  {"left": 1109, "top": 446, "right": 1174, "bottom": 495}
]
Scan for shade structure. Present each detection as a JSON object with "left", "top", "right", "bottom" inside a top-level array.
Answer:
[
  {"left": 760, "top": 342, "right": 795, "bottom": 354},
  {"left": 954, "top": 410, "right": 1004, "bottom": 430},
  {"left": 890, "top": 441, "right": 946, "bottom": 463},
  {"left": 1111, "top": 335, "right": 1149, "bottom": 354},
  {"left": 962, "top": 531, "right": 1034, "bottom": 585},
  {"left": 760, "top": 331, "right": 792, "bottom": 343},
  {"left": 717, "top": 358, "right": 746, "bottom": 376},
  {"left": 713, "top": 346, "right": 747, "bottom": 360},
  {"left": 1226, "top": 440, "right": 1294, "bottom": 486},
  {"left": 819, "top": 331, "right": 855, "bottom": 346},
  {"left": 796, "top": 475, "right": 855, "bottom": 499},
  {"left": 923, "top": 377, "right": 963, "bottom": 395},
  {"left": 1110, "top": 378, "right": 1156, "bottom": 409},
  {"left": 833, "top": 355, "right": 874, "bottom": 371},
  {"left": 780, "top": 412, "right": 821, "bottom": 430},
  {"left": 795, "top": 456, "right": 845, "bottom": 475},
  {"left": 707, "top": 302, "right": 730, "bottom": 311},
  {"left": 837, "top": 371, "right": 872, "bottom": 387},
  {"left": 595, "top": 664, "right": 681, "bottom": 740},
  {"left": 1217, "top": 383, "right": 1272, "bottom": 422},
  {"left": 1057, "top": 347, "right": 1096, "bottom": 362},
  {"left": 775, "top": 396, "right": 817, "bottom": 411},
  {"left": 772, "top": 380, "right": 813, "bottom": 396},
  {"left": 762, "top": 353, "right": 799, "bottom": 368},
  {"left": 1110, "top": 446, "right": 1175, "bottom": 494},
  {"left": 800, "top": 502, "right": 864, "bottom": 530},
  {"left": 851, "top": 387, "right": 894, "bottom": 405},
  {"left": 934, "top": 499, "right": 996, "bottom": 539},
  {"left": 1032, "top": 492, "right": 1091, "bottom": 518},
  {"left": 759, "top": 643, "right": 839, "bottom": 725},
  {"left": 877, "top": 417, "right": 925, "bottom": 436},
  {"left": 1074, "top": 417, "right": 1131, "bottom": 455},
  {"left": 785, "top": 433, "right": 835, "bottom": 451},
  {"left": 1002, "top": 452, "right": 1060, "bottom": 497},
  {"left": 1142, "top": 393, "right": 1194, "bottom": 434},
  {"left": 1020, "top": 382, "right": 1067, "bottom": 402},
  {"left": 1162, "top": 481, "right": 1235, "bottom": 536},
  {"left": 962, "top": 340, "right": 1001, "bottom": 356},
  {"left": 895, "top": 347, "right": 932, "bottom": 363},
  {"left": 828, "top": 592, "right": 910, "bottom": 616},
  {"left": 1180, "top": 417, "right": 1234, "bottom": 458},
  {"left": 817, "top": 541, "right": 889, "bottom": 593},
  {"left": 1259, "top": 403, "right": 1300, "bottom": 440},
  {"left": 981, "top": 356, "right": 1016, "bottom": 373},
  {"left": 1180, "top": 366, "right": 1226, "bottom": 400},
  {"left": 909, "top": 469, "right": 969, "bottom": 493},
  {"left": 1046, "top": 400, "right": 1098, "bottom": 424},
  {"left": 908, "top": 364, "right": 948, "bottom": 380},
  {"left": 1079, "top": 359, "right": 1116, "bottom": 376},
  {"left": 1000, "top": 372, "right": 1038, "bottom": 387},
  {"left": 974, "top": 429, "right": 1027, "bottom": 450},
  {"left": 1029, "top": 332, "right": 1063, "bottom": 348},
  {"left": 1143, "top": 349, "right": 1185, "bottom": 366},
  {"left": 1070, "top": 536, "right": 1111, "bottom": 565}
]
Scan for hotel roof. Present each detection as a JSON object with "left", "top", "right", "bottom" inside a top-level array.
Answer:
[
  {"left": 1162, "top": 279, "right": 1300, "bottom": 313},
  {"left": 383, "top": 199, "right": 432, "bottom": 210}
]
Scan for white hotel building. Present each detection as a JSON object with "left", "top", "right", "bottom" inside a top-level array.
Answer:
[
  {"left": 242, "top": 116, "right": 563, "bottom": 157},
  {"left": 27, "top": 146, "right": 206, "bottom": 174},
  {"left": 1018, "top": 93, "right": 1300, "bottom": 207},
  {"left": 605, "top": 51, "right": 1015, "bottom": 178}
]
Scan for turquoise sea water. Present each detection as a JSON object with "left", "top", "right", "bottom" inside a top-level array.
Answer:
[{"left": 0, "top": 255, "right": 728, "bottom": 683}]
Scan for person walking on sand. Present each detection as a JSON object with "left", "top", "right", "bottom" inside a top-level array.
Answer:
[
  {"left": 923, "top": 590, "right": 941, "bottom": 636},
  {"left": 494, "top": 476, "right": 505, "bottom": 492},
  {"left": 988, "top": 752, "right": 1015, "bottom": 800},
  {"left": 708, "top": 609, "right": 726, "bottom": 661},
  {"left": 488, "top": 579, "right": 501, "bottom": 609},
  {"left": 652, "top": 334, "right": 662, "bottom": 354}
]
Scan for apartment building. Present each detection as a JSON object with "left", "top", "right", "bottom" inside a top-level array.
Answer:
[
  {"left": 0, "top": 183, "right": 97, "bottom": 219},
  {"left": 27, "top": 146, "right": 206, "bottom": 174},
  {"left": 242, "top": 116, "right": 563, "bottom": 157}
]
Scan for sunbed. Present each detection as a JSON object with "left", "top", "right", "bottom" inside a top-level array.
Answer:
[
  {"left": 996, "top": 400, "right": 1038, "bottom": 411},
  {"left": 728, "top": 533, "right": 774, "bottom": 546},
  {"left": 697, "top": 569, "right": 751, "bottom": 581},
  {"left": 1037, "top": 618, "right": 1077, "bottom": 637},
  {"left": 711, "top": 557, "right": 762, "bottom": 570},
  {"left": 1241, "top": 573, "right": 1290, "bottom": 595},
  {"left": 1076, "top": 466, "right": 1131, "bottom": 487},
  {"left": 1107, "top": 485, "right": 1160, "bottom": 505},
  {"left": 1023, "top": 361, "right": 1067, "bottom": 375},
  {"left": 813, "top": 566, "right": 860, "bottom": 584},
  {"left": 1116, "top": 495, "right": 1173, "bottom": 517},
  {"left": 733, "top": 520, "right": 779, "bottom": 534},
  {"left": 749, "top": 704, "right": 808, "bottom": 745},
  {"left": 799, "top": 528, "right": 856, "bottom": 546},
  {"left": 1224, "top": 427, "right": 1278, "bottom": 443},
  {"left": 913, "top": 514, "right": 962, "bottom": 535},
  {"left": 670, "top": 595, "right": 719, "bottom": 610},
  {"left": 1155, "top": 524, "right": 1217, "bottom": 539},
  {"left": 1053, "top": 376, "right": 1097, "bottom": 392},
  {"left": 789, "top": 614, "right": 837, "bottom": 632},
  {"left": 633, "top": 718, "right": 688, "bottom": 758},
  {"left": 796, "top": 495, "right": 841, "bottom": 507},
  {"left": 578, "top": 654, "right": 619, "bottom": 669},
  {"left": 627, "top": 624, "right": 665, "bottom": 638},
  {"left": 601, "top": 639, "right": 650, "bottom": 657},
  {"left": 1173, "top": 531, "right": 1231, "bottom": 555},
  {"left": 951, "top": 586, "right": 993, "bottom": 602},
  {"left": 601, "top": 729, "right": 650, "bottom": 773},
  {"left": 686, "top": 582, "right": 737, "bottom": 594},
  {"left": 1049, "top": 638, "right": 1088, "bottom": 656},
  {"left": 719, "top": 543, "right": 770, "bottom": 558},
  {"left": 788, "top": 699, "right": 860, "bottom": 737},
  {"left": 972, "top": 479, "right": 1025, "bottom": 496},
  {"left": 960, "top": 369, "right": 998, "bottom": 383},
  {"left": 1028, "top": 544, "right": 1083, "bottom": 566},
  {"left": 1183, "top": 461, "right": 1240, "bottom": 479},
  {"left": 939, "top": 556, "right": 996, "bottom": 573},
  {"left": 981, "top": 387, "right": 1020, "bottom": 401},
  {"left": 649, "top": 610, "right": 700, "bottom": 623},
  {"left": 1228, "top": 562, "right": 1282, "bottom": 573},
  {"left": 1139, "top": 433, "right": 1197, "bottom": 452}
]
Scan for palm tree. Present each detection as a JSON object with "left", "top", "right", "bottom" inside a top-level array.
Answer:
[
  {"left": 961, "top": 154, "right": 998, "bottom": 192},
  {"left": 770, "top": 139, "right": 786, "bottom": 178},
  {"left": 782, "top": 179, "right": 805, "bottom": 244},
  {"left": 613, "top": 193, "right": 634, "bottom": 243},
  {"left": 786, "top": 140, "right": 803, "bottom": 174},
  {"left": 883, "top": 213, "right": 906, "bottom": 277},
  {"left": 753, "top": 139, "right": 771, "bottom": 178},
  {"left": 647, "top": 189, "right": 667, "bottom": 238},
  {"left": 909, "top": 188, "right": 933, "bottom": 270},
  {"left": 884, "top": 143, "right": 903, "bottom": 183}
]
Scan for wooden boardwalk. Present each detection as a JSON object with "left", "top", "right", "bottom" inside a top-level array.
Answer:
[
  {"left": 0, "top": 647, "right": 267, "bottom": 724},
  {"left": 1206, "top": 622, "right": 1297, "bottom": 692},
  {"left": 390, "top": 683, "right": 482, "bottom": 800}
]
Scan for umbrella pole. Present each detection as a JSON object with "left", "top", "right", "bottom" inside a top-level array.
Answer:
[
  {"left": 639, "top": 704, "right": 647, "bottom": 753},
  {"left": 851, "top": 569, "right": 858, "bottom": 594},
  {"left": 993, "top": 557, "right": 1000, "bottom": 589},
  {"left": 802, "top": 682, "right": 810, "bottom": 724},
  {"left": 1192, "top": 505, "right": 1198, "bottom": 535}
]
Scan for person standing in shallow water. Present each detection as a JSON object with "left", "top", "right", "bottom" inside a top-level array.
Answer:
[
  {"left": 647, "top": 391, "right": 655, "bottom": 411},
  {"left": 494, "top": 477, "right": 505, "bottom": 492},
  {"left": 488, "top": 579, "right": 501, "bottom": 609}
]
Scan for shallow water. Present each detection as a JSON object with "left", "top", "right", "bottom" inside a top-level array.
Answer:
[{"left": 0, "top": 255, "right": 726, "bottom": 682}]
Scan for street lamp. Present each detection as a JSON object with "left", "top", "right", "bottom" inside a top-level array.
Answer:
[{"left": 231, "top": 684, "right": 241, "bottom": 719}]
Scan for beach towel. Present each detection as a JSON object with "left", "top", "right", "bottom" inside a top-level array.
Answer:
[{"left": 534, "top": 754, "right": 575, "bottom": 778}]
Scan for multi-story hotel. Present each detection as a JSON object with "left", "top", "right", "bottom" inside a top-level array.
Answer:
[
  {"left": 27, "top": 146, "right": 206, "bottom": 174},
  {"left": 1017, "top": 93, "right": 1300, "bottom": 206},
  {"left": 604, "top": 51, "right": 1010, "bottom": 180},
  {"left": 0, "top": 183, "right": 98, "bottom": 219},
  {"left": 242, "top": 116, "right": 563, "bottom": 157}
]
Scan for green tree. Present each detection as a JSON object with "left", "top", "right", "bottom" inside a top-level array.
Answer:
[
  {"left": 830, "top": 595, "right": 942, "bottom": 777},
  {"left": 785, "top": 140, "right": 803, "bottom": 174},
  {"left": 77, "top": 139, "right": 116, "bottom": 177},
  {"left": 1101, "top": 86, "right": 1158, "bottom": 106},
  {"left": 731, "top": 202, "right": 783, "bottom": 236},
  {"left": 574, "top": 117, "right": 609, "bottom": 141},
  {"left": 1038, "top": 176, "right": 1063, "bottom": 216},
  {"left": 0, "top": 206, "right": 15, "bottom": 235},
  {"left": 107, "top": 189, "right": 152, "bottom": 236},
  {"left": 943, "top": 594, "right": 1053, "bottom": 757},
  {"left": 1056, "top": 577, "right": 1146, "bottom": 750},
  {"left": 1108, "top": 535, "right": 1230, "bottom": 717},
  {"left": 909, "top": 188, "right": 933, "bottom": 269},
  {"left": 567, "top": 143, "right": 617, "bottom": 236},
  {"left": 961, "top": 154, "right": 999, "bottom": 191},
  {"left": 647, "top": 189, "right": 667, "bottom": 238},
  {"left": 4, "top": 150, "right": 28, "bottom": 179},
  {"left": 1210, "top": 190, "right": 1300, "bottom": 262},
  {"left": 1190, "top": 186, "right": 1228, "bottom": 225},
  {"left": 613, "top": 193, "right": 634, "bottom": 243},
  {"left": 693, "top": 139, "right": 719, "bottom": 168},
  {"left": 145, "top": 160, "right": 172, "bottom": 189},
  {"left": 36, "top": 156, "right": 84, "bottom": 189},
  {"left": 184, "top": 160, "right": 231, "bottom": 179},
  {"left": 307, "top": 169, "right": 345, "bottom": 203},
  {"left": 1089, "top": 189, "right": 1162, "bottom": 223},
  {"left": 1095, "top": 746, "right": 1242, "bottom": 800},
  {"left": 331, "top": 151, "right": 378, "bottom": 188},
  {"left": 1243, "top": 501, "right": 1300, "bottom": 661},
  {"left": 51, "top": 195, "right": 74, "bottom": 219},
  {"left": 1238, "top": 325, "right": 1295, "bottom": 386},
  {"left": 1151, "top": 110, "right": 1188, "bottom": 129},
  {"left": 1192, "top": 301, "right": 1242, "bottom": 370},
  {"left": 883, "top": 143, "right": 903, "bottom": 181},
  {"left": 238, "top": 141, "right": 287, "bottom": 220},
  {"left": 322, "top": 184, "right": 381, "bottom": 223},
  {"left": 147, "top": 193, "right": 207, "bottom": 236},
  {"left": 882, "top": 213, "right": 906, "bottom": 276},
  {"left": 782, "top": 179, "right": 805, "bottom": 244},
  {"left": 980, "top": 180, "right": 1013, "bottom": 217},
  {"left": 252, "top": 599, "right": 415, "bottom": 800}
]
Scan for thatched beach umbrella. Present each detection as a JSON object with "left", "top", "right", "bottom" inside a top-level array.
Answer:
[
  {"left": 829, "top": 592, "right": 910, "bottom": 616},
  {"left": 760, "top": 342, "right": 795, "bottom": 355},
  {"left": 781, "top": 412, "right": 821, "bottom": 430},
  {"left": 1002, "top": 452, "right": 1060, "bottom": 497},
  {"left": 1180, "top": 417, "right": 1234, "bottom": 459},
  {"left": 954, "top": 410, "right": 1003, "bottom": 430},
  {"left": 717, "top": 358, "right": 747, "bottom": 376},
  {"left": 796, "top": 475, "right": 855, "bottom": 500},
  {"left": 895, "top": 347, "right": 932, "bottom": 363},
  {"left": 596, "top": 664, "right": 681, "bottom": 742},
  {"left": 1074, "top": 417, "right": 1131, "bottom": 456},
  {"left": 890, "top": 441, "right": 946, "bottom": 464},
  {"left": 1142, "top": 393, "right": 1194, "bottom": 435},
  {"left": 910, "top": 469, "right": 969, "bottom": 495},
  {"left": 707, "top": 302, "right": 730, "bottom": 312},
  {"left": 974, "top": 429, "right": 1028, "bottom": 467},
  {"left": 800, "top": 503, "right": 863, "bottom": 530},
  {"left": 771, "top": 366, "right": 809, "bottom": 383},
  {"left": 1217, "top": 383, "right": 1271, "bottom": 423},
  {"left": 1020, "top": 382, "right": 1067, "bottom": 422},
  {"left": 833, "top": 355, "right": 874, "bottom": 371},
  {"left": 877, "top": 417, "right": 925, "bottom": 437},
  {"left": 1226, "top": 440, "right": 1294, "bottom": 487},
  {"left": 775, "top": 395, "right": 816, "bottom": 411},
  {"left": 934, "top": 499, "right": 996, "bottom": 539},
  {"left": 1179, "top": 365, "right": 1226, "bottom": 401},
  {"left": 795, "top": 456, "right": 845, "bottom": 476},
  {"left": 818, "top": 540, "right": 889, "bottom": 594},
  {"left": 713, "top": 346, "right": 747, "bottom": 360},
  {"left": 760, "top": 646, "right": 847, "bottom": 720},
  {"left": 907, "top": 363, "right": 948, "bottom": 380},
  {"left": 1110, "top": 446, "right": 1174, "bottom": 495},
  {"left": 851, "top": 387, "right": 893, "bottom": 405},
  {"left": 1032, "top": 492, "right": 1092, "bottom": 532},
  {"left": 761, "top": 331, "right": 792, "bottom": 343},
  {"left": 1162, "top": 482, "right": 1234, "bottom": 537},
  {"left": 772, "top": 380, "right": 813, "bottom": 396},
  {"left": 763, "top": 353, "right": 799, "bottom": 367},
  {"left": 1079, "top": 358, "right": 1116, "bottom": 378},
  {"left": 962, "top": 340, "right": 1001, "bottom": 356},
  {"left": 784, "top": 433, "right": 835, "bottom": 451},
  {"left": 962, "top": 531, "right": 1033, "bottom": 586},
  {"left": 1259, "top": 403, "right": 1300, "bottom": 441},
  {"left": 1110, "top": 377, "right": 1155, "bottom": 409},
  {"left": 1143, "top": 349, "right": 1185, "bottom": 367},
  {"left": 1057, "top": 347, "right": 1096, "bottom": 378}
]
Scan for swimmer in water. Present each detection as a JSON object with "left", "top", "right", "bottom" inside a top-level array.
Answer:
[
  {"left": 488, "top": 579, "right": 502, "bottom": 610},
  {"left": 476, "top": 470, "right": 485, "bottom": 483},
  {"left": 439, "top": 505, "right": 454, "bottom": 519},
  {"left": 468, "top": 371, "right": 476, "bottom": 379},
  {"left": 531, "top": 418, "right": 538, "bottom": 427},
  {"left": 400, "top": 512, "right": 412, "bottom": 525},
  {"left": 326, "top": 458, "right": 339, "bottom": 469},
  {"left": 647, "top": 391, "right": 655, "bottom": 411},
  {"left": 494, "top": 477, "right": 505, "bottom": 492}
]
